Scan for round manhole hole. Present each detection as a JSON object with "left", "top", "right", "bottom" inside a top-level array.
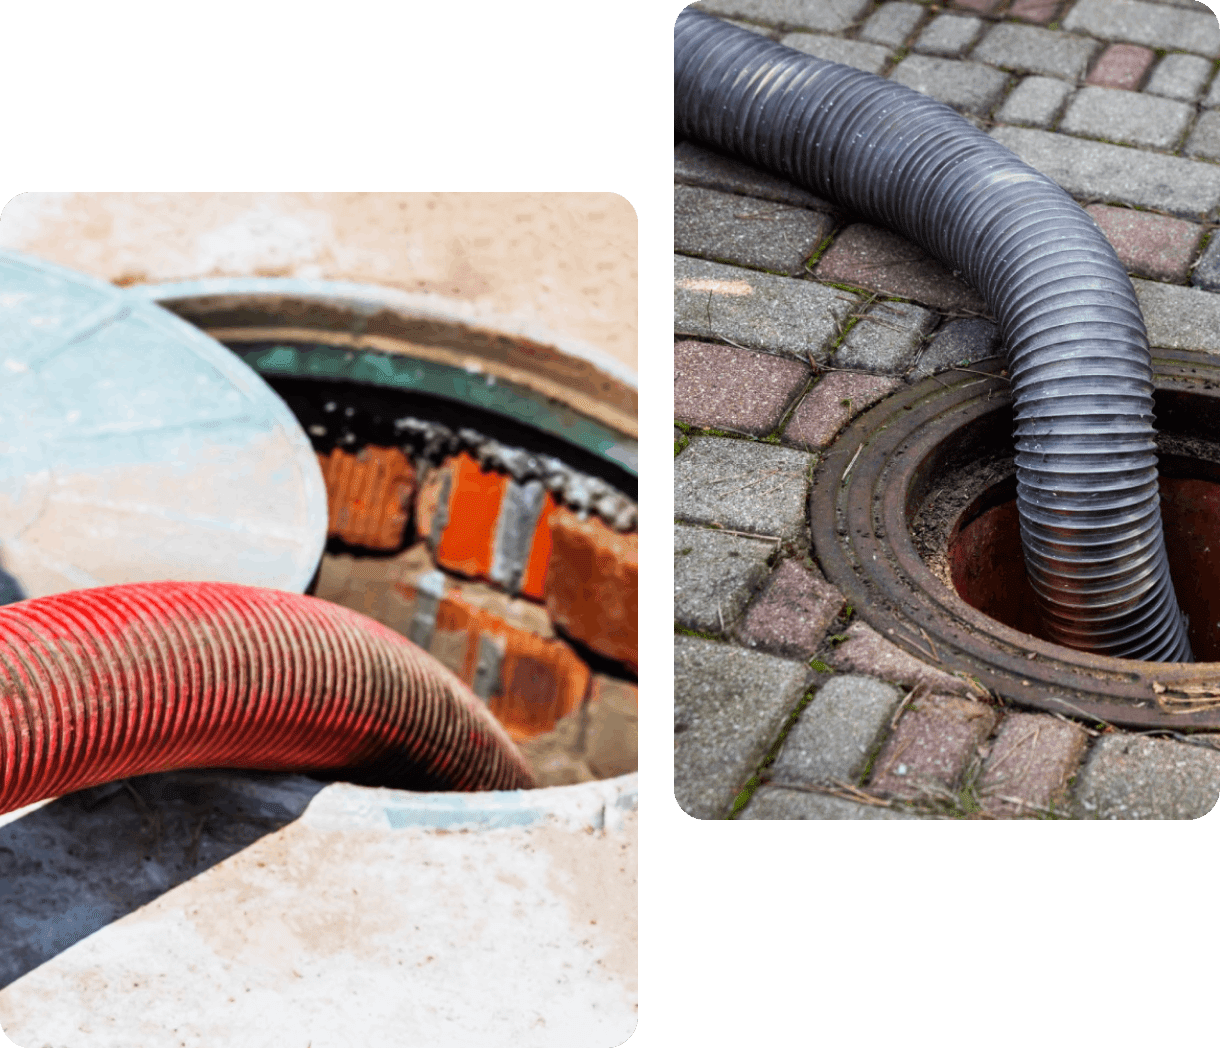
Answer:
[
  {"left": 811, "top": 348, "right": 1220, "bottom": 731},
  {"left": 147, "top": 280, "right": 639, "bottom": 786}
]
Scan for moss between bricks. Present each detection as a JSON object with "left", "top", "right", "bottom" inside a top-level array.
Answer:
[{"left": 726, "top": 687, "right": 817, "bottom": 818}]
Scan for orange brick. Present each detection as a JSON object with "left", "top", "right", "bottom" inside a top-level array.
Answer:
[
  {"left": 431, "top": 453, "right": 508, "bottom": 579},
  {"left": 491, "top": 630, "right": 591, "bottom": 742},
  {"left": 544, "top": 509, "right": 638, "bottom": 667},
  {"left": 319, "top": 446, "right": 416, "bottom": 550},
  {"left": 519, "top": 490, "right": 560, "bottom": 601}
]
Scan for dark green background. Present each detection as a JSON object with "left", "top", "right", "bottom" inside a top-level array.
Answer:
[{"left": 0, "top": 0, "right": 1215, "bottom": 1044}]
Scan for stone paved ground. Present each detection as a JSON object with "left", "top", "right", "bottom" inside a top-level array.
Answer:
[{"left": 674, "top": 0, "right": 1220, "bottom": 820}]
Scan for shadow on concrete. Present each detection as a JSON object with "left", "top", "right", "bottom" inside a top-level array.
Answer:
[{"left": 0, "top": 769, "right": 327, "bottom": 988}]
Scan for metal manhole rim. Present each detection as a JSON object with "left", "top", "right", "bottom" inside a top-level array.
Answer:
[{"left": 810, "top": 348, "right": 1220, "bottom": 731}]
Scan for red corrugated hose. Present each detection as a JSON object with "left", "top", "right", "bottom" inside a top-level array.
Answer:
[{"left": 0, "top": 581, "right": 536, "bottom": 815}]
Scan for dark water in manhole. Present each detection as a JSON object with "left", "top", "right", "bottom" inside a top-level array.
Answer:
[{"left": 948, "top": 468, "right": 1220, "bottom": 661}]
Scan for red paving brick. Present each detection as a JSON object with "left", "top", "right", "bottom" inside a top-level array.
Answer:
[
  {"left": 868, "top": 692, "right": 999, "bottom": 801},
  {"left": 318, "top": 446, "right": 416, "bottom": 551},
  {"left": 977, "top": 711, "right": 1088, "bottom": 817},
  {"left": 735, "top": 558, "right": 845, "bottom": 659},
  {"left": 782, "top": 370, "right": 903, "bottom": 448},
  {"left": 951, "top": 0, "right": 1004, "bottom": 13},
  {"left": 813, "top": 224, "right": 988, "bottom": 314},
  {"left": 545, "top": 508, "right": 638, "bottom": 668},
  {"left": 1086, "top": 43, "right": 1155, "bottom": 90},
  {"left": 1007, "top": 0, "right": 1060, "bottom": 23},
  {"left": 828, "top": 621, "right": 979, "bottom": 697},
  {"left": 1085, "top": 204, "right": 1203, "bottom": 283},
  {"left": 674, "top": 339, "right": 810, "bottom": 435}
]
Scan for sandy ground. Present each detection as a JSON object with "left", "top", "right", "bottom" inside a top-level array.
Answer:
[{"left": 0, "top": 193, "right": 637, "bottom": 377}]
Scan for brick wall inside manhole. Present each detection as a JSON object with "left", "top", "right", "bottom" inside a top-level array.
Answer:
[
  {"left": 811, "top": 350, "right": 1220, "bottom": 730},
  {"left": 160, "top": 290, "right": 638, "bottom": 787}
]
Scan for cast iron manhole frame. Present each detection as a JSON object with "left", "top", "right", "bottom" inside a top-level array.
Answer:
[{"left": 810, "top": 347, "right": 1220, "bottom": 732}]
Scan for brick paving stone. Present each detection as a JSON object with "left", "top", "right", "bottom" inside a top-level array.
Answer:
[
  {"left": 951, "top": 0, "right": 1002, "bottom": 12},
  {"left": 867, "top": 692, "right": 999, "bottom": 801},
  {"left": 1132, "top": 278, "right": 1220, "bottom": 352},
  {"left": 1190, "top": 235, "right": 1220, "bottom": 291},
  {"left": 990, "top": 126, "right": 1220, "bottom": 220},
  {"left": 581, "top": 675, "right": 638, "bottom": 780},
  {"left": 1085, "top": 44, "right": 1156, "bottom": 91},
  {"left": 973, "top": 23, "right": 1100, "bottom": 81},
  {"left": 1060, "top": 86, "right": 1192, "bottom": 150},
  {"left": 779, "top": 31, "right": 891, "bottom": 74},
  {"left": 675, "top": 185, "right": 833, "bottom": 276},
  {"left": 859, "top": 2, "right": 925, "bottom": 47},
  {"left": 909, "top": 318, "right": 1001, "bottom": 379},
  {"left": 1206, "top": 74, "right": 1220, "bottom": 108},
  {"left": 977, "top": 712, "right": 1088, "bottom": 817},
  {"left": 814, "top": 224, "right": 989, "bottom": 313},
  {"left": 735, "top": 557, "right": 845, "bottom": 657},
  {"left": 1071, "top": 733, "right": 1220, "bottom": 819},
  {"left": 1185, "top": 109, "right": 1220, "bottom": 161},
  {"left": 674, "top": 635, "right": 811, "bottom": 819},
  {"left": 1062, "top": 0, "right": 1220, "bottom": 58},
  {"left": 675, "top": 255, "right": 859, "bottom": 362},
  {"left": 828, "top": 620, "right": 978, "bottom": 697},
  {"left": 674, "top": 435, "right": 813, "bottom": 540},
  {"left": 674, "top": 339, "right": 811, "bottom": 435},
  {"left": 695, "top": 0, "right": 871, "bottom": 32},
  {"left": 1144, "top": 52, "right": 1213, "bottom": 101},
  {"left": 674, "top": 524, "right": 775, "bottom": 634},
  {"left": 318, "top": 445, "right": 415, "bottom": 551},
  {"left": 1084, "top": 204, "right": 1203, "bottom": 282},
  {"left": 833, "top": 299, "right": 937, "bottom": 372},
  {"left": 782, "top": 370, "right": 903, "bottom": 448},
  {"left": 545, "top": 509, "right": 637, "bottom": 666},
  {"left": 768, "top": 674, "right": 904, "bottom": 785},
  {"left": 889, "top": 54, "right": 1010, "bottom": 116},
  {"left": 913, "top": 14, "right": 984, "bottom": 57},
  {"left": 674, "top": 141, "right": 833, "bottom": 211},
  {"left": 1007, "top": 0, "right": 1061, "bottom": 24},
  {"left": 739, "top": 785, "right": 921, "bottom": 818},
  {"left": 995, "top": 76, "right": 1074, "bottom": 127}
]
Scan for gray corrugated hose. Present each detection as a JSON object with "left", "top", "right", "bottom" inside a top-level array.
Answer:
[{"left": 675, "top": 9, "right": 1192, "bottom": 662}]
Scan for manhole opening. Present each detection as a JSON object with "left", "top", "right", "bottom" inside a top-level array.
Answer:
[{"left": 914, "top": 387, "right": 1220, "bottom": 663}]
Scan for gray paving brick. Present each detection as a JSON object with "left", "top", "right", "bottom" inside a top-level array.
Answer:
[
  {"left": 990, "top": 126, "right": 1220, "bottom": 220},
  {"left": 973, "top": 23, "right": 1100, "bottom": 80},
  {"left": 674, "top": 435, "right": 813, "bottom": 539},
  {"left": 858, "top": 1, "right": 925, "bottom": 47},
  {"left": 674, "top": 524, "right": 775, "bottom": 634},
  {"left": 1144, "top": 52, "right": 1214, "bottom": 101},
  {"left": 1071, "top": 733, "right": 1220, "bottom": 819},
  {"left": 739, "top": 786, "right": 922, "bottom": 818},
  {"left": 1207, "top": 73, "right": 1220, "bottom": 108},
  {"left": 674, "top": 185, "right": 832, "bottom": 276},
  {"left": 889, "top": 54, "right": 1010, "bottom": 116},
  {"left": 674, "top": 635, "right": 811, "bottom": 819},
  {"left": 674, "top": 255, "right": 859, "bottom": 361},
  {"left": 1060, "top": 85, "right": 1193, "bottom": 150},
  {"left": 768, "top": 674, "right": 904, "bottom": 786},
  {"left": 909, "top": 317, "right": 1001, "bottom": 379},
  {"left": 779, "top": 31, "right": 891, "bottom": 74},
  {"left": 1190, "top": 233, "right": 1220, "bottom": 291},
  {"left": 995, "top": 76, "right": 1074, "bottom": 128},
  {"left": 1132, "top": 278, "right": 1220, "bottom": 353},
  {"left": 1062, "top": 0, "right": 1220, "bottom": 58},
  {"left": 1185, "top": 109, "right": 1220, "bottom": 161},
  {"left": 674, "top": 339, "right": 811, "bottom": 435},
  {"left": 913, "top": 13, "right": 983, "bottom": 57},
  {"left": 675, "top": 142, "right": 833, "bottom": 211},
  {"left": 694, "top": 0, "right": 871, "bottom": 32},
  {"left": 833, "top": 299, "right": 936, "bottom": 372}
]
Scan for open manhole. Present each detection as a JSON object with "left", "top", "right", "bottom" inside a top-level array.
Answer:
[
  {"left": 811, "top": 347, "right": 1220, "bottom": 731},
  {"left": 146, "top": 279, "right": 639, "bottom": 786}
]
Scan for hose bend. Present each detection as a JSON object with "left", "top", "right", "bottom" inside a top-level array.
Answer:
[
  {"left": 676, "top": 9, "right": 1192, "bottom": 662},
  {"left": 0, "top": 581, "right": 536, "bottom": 815}
]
